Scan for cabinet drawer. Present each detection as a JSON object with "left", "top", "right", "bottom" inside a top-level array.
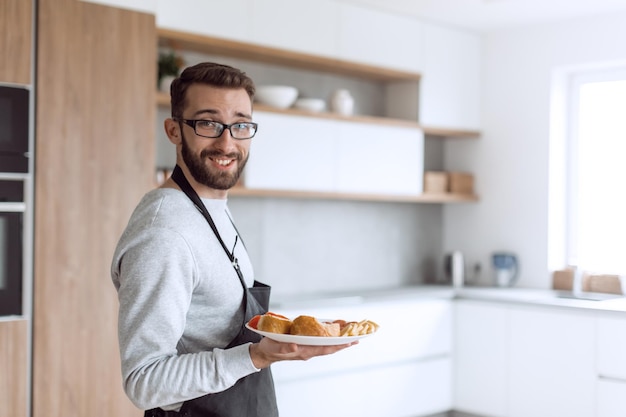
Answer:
[
  {"left": 597, "top": 315, "right": 626, "bottom": 380},
  {"left": 597, "top": 379, "right": 626, "bottom": 417},
  {"left": 272, "top": 299, "right": 451, "bottom": 381},
  {"left": 275, "top": 357, "right": 451, "bottom": 417}
]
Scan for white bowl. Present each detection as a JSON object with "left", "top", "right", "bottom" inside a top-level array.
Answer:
[
  {"left": 254, "top": 85, "right": 298, "bottom": 109},
  {"left": 293, "top": 98, "right": 326, "bottom": 113}
]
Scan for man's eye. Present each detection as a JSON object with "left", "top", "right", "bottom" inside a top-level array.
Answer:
[
  {"left": 232, "top": 123, "right": 248, "bottom": 130},
  {"left": 197, "top": 121, "right": 217, "bottom": 129}
]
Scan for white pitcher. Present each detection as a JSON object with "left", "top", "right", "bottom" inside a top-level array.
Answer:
[{"left": 330, "top": 89, "right": 354, "bottom": 116}]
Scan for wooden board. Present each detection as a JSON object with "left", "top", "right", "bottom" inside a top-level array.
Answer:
[
  {"left": 0, "top": 0, "right": 32, "bottom": 85},
  {"left": 34, "top": 1, "right": 154, "bottom": 416},
  {"left": 0, "top": 319, "right": 28, "bottom": 417}
]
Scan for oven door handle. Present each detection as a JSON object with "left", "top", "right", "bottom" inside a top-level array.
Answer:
[{"left": 0, "top": 202, "right": 26, "bottom": 212}]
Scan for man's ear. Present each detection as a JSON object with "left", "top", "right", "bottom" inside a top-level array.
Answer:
[{"left": 164, "top": 118, "right": 182, "bottom": 145}]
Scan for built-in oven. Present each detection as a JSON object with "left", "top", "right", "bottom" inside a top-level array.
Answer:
[
  {"left": 0, "top": 178, "right": 26, "bottom": 316},
  {"left": 0, "top": 84, "right": 30, "bottom": 173}
]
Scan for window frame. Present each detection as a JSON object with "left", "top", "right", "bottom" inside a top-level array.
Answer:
[{"left": 549, "top": 64, "right": 626, "bottom": 274}]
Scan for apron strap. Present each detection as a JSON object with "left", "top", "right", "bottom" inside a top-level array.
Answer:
[{"left": 171, "top": 165, "right": 246, "bottom": 289}]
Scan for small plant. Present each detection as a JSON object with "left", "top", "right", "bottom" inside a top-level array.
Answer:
[{"left": 158, "top": 51, "right": 184, "bottom": 84}]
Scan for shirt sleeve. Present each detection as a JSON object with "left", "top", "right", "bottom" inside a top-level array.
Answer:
[{"left": 113, "top": 226, "right": 259, "bottom": 410}]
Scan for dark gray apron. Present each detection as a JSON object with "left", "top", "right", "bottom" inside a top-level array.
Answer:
[{"left": 144, "top": 166, "right": 279, "bottom": 417}]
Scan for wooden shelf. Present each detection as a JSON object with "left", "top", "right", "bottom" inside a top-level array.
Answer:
[
  {"left": 156, "top": 30, "right": 481, "bottom": 138},
  {"left": 229, "top": 187, "right": 479, "bottom": 204},
  {"left": 422, "top": 126, "right": 481, "bottom": 139},
  {"left": 156, "top": 29, "right": 480, "bottom": 204},
  {"left": 157, "top": 91, "right": 480, "bottom": 138},
  {"left": 157, "top": 91, "right": 422, "bottom": 129},
  {"left": 158, "top": 28, "right": 421, "bottom": 83}
]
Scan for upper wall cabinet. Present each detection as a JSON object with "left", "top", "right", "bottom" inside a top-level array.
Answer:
[
  {"left": 249, "top": 0, "right": 340, "bottom": 58},
  {"left": 157, "top": 0, "right": 424, "bottom": 74},
  {"left": 245, "top": 111, "right": 424, "bottom": 197},
  {"left": 337, "top": 4, "right": 423, "bottom": 73},
  {"left": 0, "top": 0, "right": 33, "bottom": 85},
  {"left": 155, "top": 0, "right": 482, "bottom": 133},
  {"left": 419, "top": 22, "right": 482, "bottom": 131},
  {"left": 156, "top": 0, "right": 250, "bottom": 43}
]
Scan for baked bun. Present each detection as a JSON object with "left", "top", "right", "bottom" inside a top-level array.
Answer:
[
  {"left": 256, "top": 312, "right": 292, "bottom": 334},
  {"left": 290, "top": 315, "right": 340, "bottom": 337}
]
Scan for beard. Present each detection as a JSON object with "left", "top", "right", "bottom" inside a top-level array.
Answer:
[{"left": 180, "top": 130, "right": 249, "bottom": 190}]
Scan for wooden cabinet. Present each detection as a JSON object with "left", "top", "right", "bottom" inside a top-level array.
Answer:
[
  {"left": 34, "top": 1, "right": 155, "bottom": 416},
  {"left": 271, "top": 298, "right": 453, "bottom": 417},
  {"left": 454, "top": 301, "right": 508, "bottom": 417},
  {"left": 0, "top": 319, "right": 28, "bottom": 417},
  {"left": 0, "top": 0, "right": 32, "bottom": 85}
]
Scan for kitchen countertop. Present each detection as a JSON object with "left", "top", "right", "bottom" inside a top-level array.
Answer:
[{"left": 270, "top": 285, "right": 626, "bottom": 314}]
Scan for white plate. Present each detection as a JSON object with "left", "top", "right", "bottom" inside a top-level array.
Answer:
[{"left": 245, "top": 323, "right": 374, "bottom": 346}]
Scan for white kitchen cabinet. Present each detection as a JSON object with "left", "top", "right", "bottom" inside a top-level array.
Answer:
[
  {"left": 508, "top": 306, "right": 595, "bottom": 417},
  {"left": 334, "top": 122, "right": 423, "bottom": 195},
  {"left": 250, "top": 0, "right": 338, "bottom": 58},
  {"left": 419, "top": 22, "right": 482, "bottom": 131},
  {"left": 597, "top": 314, "right": 626, "bottom": 380},
  {"left": 596, "top": 314, "right": 626, "bottom": 417},
  {"left": 271, "top": 298, "right": 452, "bottom": 417},
  {"left": 245, "top": 111, "right": 424, "bottom": 196},
  {"left": 156, "top": 0, "right": 250, "bottom": 42},
  {"left": 597, "top": 379, "right": 626, "bottom": 417},
  {"left": 274, "top": 358, "right": 451, "bottom": 417},
  {"left": 454, "top": 301, "right": 508, "bottom": 417},
  {"left": 337, "top": 4, "right": 423, "bottom": 73},
  {"left": 245, "top": 112, "right": 337, "bottom": 192}
]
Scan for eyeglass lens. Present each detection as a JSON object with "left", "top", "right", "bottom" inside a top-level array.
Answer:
[{"left": 195, "top": 120, "right": 256, "bottom": 139}]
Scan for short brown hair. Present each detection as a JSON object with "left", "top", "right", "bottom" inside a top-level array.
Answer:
[{"left": 169, "top": 62, "right": 256, "bottom": 118}]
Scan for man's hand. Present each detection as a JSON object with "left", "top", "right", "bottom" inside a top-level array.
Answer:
[{"left": 249, "top": 337, "right": 358, "bottom": 369}]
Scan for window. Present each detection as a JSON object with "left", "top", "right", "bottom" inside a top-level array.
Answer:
[{"left": 550, "top": 65, "right": 626, "bottom": 276}]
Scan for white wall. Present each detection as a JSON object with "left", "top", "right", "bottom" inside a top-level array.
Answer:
[{"left": 443, "top": 11, "right": 626, "bottom": 288}]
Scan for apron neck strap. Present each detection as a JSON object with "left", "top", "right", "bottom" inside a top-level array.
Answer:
[{"left": 171, "top": 165, "right": 246, "bottom": 287}]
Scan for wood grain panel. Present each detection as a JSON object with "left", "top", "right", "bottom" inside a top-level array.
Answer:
[
  {"left": 34, "top": 1, "right": 154, "bottom": 416},
  {"left": 159, "top": 28, "right": 421, "bottom": 82},
  {"left": 0, "top": 320, "right": 28, "bottom": 417},
  {"left": 0, "top": 0, "right": 32, "bottom": 84}
]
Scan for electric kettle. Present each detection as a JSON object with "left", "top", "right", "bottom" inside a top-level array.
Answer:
[{"left": 492, "top": 252, "right": 519, "bottom": 287}]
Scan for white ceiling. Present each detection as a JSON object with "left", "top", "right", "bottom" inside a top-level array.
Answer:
[{"left": 335, "top": 0, "right": 626, "bottom": 32}]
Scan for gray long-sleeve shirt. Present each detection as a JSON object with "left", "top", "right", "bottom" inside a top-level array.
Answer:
[{"left": 111, "top": 188, "right": 259, "bottom": 411}]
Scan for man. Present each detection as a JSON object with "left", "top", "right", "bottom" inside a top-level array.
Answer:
[{"left": 111, "top": 62, "right": 354, "bottom": 417}]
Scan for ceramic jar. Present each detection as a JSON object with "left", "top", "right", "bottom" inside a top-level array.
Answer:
[{"left": 330, "top": 89, "right": 354, "bottom": 116}]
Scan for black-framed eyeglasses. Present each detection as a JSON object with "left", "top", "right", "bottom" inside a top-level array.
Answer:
[{"left": 176, "top": 118, "right": 258, "bottom": 140}]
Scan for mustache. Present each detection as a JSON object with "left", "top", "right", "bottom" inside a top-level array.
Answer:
[{"left": 200, "top": 149, "right": 241, "bottom": 161}]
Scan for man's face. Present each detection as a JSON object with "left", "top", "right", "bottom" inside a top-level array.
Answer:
[{"left": 178, "top": 84, "right": 253, "bottom": 191}]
